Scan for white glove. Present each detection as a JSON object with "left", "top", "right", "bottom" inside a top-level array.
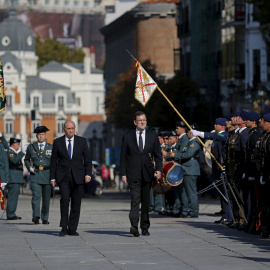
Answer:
[
  {"left": 22, "top": 143, "right": 29, "bottom": 154},
  {"left": 1, "top": 183, "right": 7, "bottom": 188},
  {"left": 30, "top": 167, "right": 35, "bottom": 173},
  {"left": 242, "top": 173, "right": 245, "bottom": 179},
  {"left": 190, "top": 130, "right": 204, "bottom": 138},
  {"left": 0, "top": 132, "right": 2, "bottom": 137},
  {"left": 248, "top": 177, "right": 255, "bottom": 181},
  {"left": 260, "top": 175, "right": 265, "bottom": 185}
]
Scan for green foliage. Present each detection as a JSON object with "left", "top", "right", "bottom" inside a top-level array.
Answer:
[
  {"left": 105, "top": 61, "right": 211, "bottom": 131},
  {"left": 35, "top": 36, "right": 85, "bottom": 68}
]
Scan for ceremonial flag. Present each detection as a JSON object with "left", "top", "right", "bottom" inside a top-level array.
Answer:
[
  {"left": 0, "top": 57, "right": 6, "bottom": 112},
  {"left": 135, "top": 61, "right": 157, "bottom": 107},
  {"left": 0, "top": 180, "right": 5, "bottom": 210}
]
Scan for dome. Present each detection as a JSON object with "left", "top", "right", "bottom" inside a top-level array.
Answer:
[
  {"left": 0, "top": 7, "right": 35, "bottom": 52},
  {"left": 1, "top": 51, "right": 22, "bottom": 73}
]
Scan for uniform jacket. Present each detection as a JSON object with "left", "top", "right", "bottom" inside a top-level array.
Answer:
[
  {"left": 174, "top": 134, "right": 189, "bottom": 162},
  {"left": 120, "top": 129, "right": 162, "bottom": 182},
  {"left": 177, "top": 138, "right": 201, "bottom": 176},
  {"left": 7, "top": 148, "right": 24, "bottom": 184},
  {"left": 260, "top": 131, "right": 270, "bottom": 183},
  {"left": 245, "top": 127, "right": 261, "bottom": 178},
  {"left": 24, "top": 142, "right": 53, "bottom": 184},
  {"left": 234, "top": 127, "right": 249, "bottom": 180},
  {"left": 50, "top": 135, "right": 92, "bottom": 185},
  {"left": 0, "top": 135, "right": 9, "bottom": 183}
]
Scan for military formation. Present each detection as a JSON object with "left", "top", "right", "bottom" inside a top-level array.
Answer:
[
  {"left": 150, "top": 111, "right": 270, "bottom": 239},
  {"left": 1, "top": 126, "right": 52, "bottom": 224}
]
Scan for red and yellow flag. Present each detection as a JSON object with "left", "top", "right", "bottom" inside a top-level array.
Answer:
[
  {"left": 0, "top": 57, "right": 6, "bottom": 112},
  {"left": 135, "top": 61, "right": 157, "bottom": 107}
]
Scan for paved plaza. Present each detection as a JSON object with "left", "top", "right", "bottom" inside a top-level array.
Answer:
[{"left": 0, "top": 189, "right": 270, "bottom": 270}]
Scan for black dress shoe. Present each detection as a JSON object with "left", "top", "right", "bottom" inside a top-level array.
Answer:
[
  {"left": 171, "top": 213, "right": 181, "bottom": 218},
  {"left": 32, "top": 217, "right": 40, "bottom": 224},
  {"left": 7, "top": 216, "right": 21, "bottom": 220},
  {"left": 188, "top": 214, "right": 198, "bottom": 218},
  {"left": 142, "top": 229, "right": 150, "bottom": 236},
  {"left": 68, "top": 230, "right": 79, "bottom": 236},
  {"left": 214, "top": 210, "right": 225, "bottom": 215},
  {"left": 179, "top": 214, "right": 188, "bottom": 218},
  {"left": 59, "top": 229, "right": 68, "bottom": 237},
  {"left": 229, "top": 222, "right": 240, "bottom": 229},
  {"left": 237, "top": 224, "right": 246, "bottom": 231},
  {"left": 42, "top": 220, "right": 50, "bottom": 225},
  {"left": 130, "top": 226, "right": 140, "bottom": 237},
  {"left": 214, "top": 218, "right": 223, "bottom": 224}
]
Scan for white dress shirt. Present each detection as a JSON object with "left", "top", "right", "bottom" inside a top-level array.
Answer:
[
  {"left": 65, "top": 136, "right": 74, "bottom": 158},
  {"left": 38, "top": 142, "right": 46, "bottom": 150},
  {"left": 136, "top": 129, "right": 145, "bottom": 150}
]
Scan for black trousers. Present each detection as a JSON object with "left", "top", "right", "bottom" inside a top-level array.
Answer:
[
  {"left": 58, "top": 172, "right": 84, "bottom": 232},
  {"left": 129, "top": 178, "right": 151, "bottom": 230}
]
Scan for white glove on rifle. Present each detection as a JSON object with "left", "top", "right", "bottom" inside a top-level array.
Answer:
[
  {"left": 190, "top": 130, "right": 204, "bottom": 138},
  {"left": 30, "top": 167, "right": 35, "bottom": 173},
  {"left": 0, "top": 132, "right": 2, "bottom": 137},
  {"left": 1, "top": 183, "right": 7, "bottom": 188}
]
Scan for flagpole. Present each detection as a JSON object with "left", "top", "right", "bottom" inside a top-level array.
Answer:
[{"left": 156, "top": 86, "right": 223, "bottom": 170}]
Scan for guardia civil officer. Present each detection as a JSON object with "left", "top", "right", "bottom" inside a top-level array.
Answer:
[
  {"left": 170, "top": 121, "right": 189, "bottom": 217},
  {"left": 244, "top": 112, "right": 261, "bottom": 233},
  {"left": 177, "top": 124, "right": 201, "bottom": 217},
  {"left": 6, "top": 138, "right": 27, "bottom": 220},
  {"left": 24, "top": 126, "right": 52, "bottom": 225}
]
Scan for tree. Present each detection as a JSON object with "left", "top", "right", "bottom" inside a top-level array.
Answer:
[
  {"left": 105, "top": 61, "right": 211, "bottom": 130},
  {"left": 35, "top": 36, "right": 85, "bottom": 68},
  {"left": 246, "top": 0, "right": 270, "bottom": 48}
]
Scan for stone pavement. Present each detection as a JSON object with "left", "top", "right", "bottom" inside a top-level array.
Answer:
[{"left": 0, "top": 189, "right": 270, "bottom": 270}]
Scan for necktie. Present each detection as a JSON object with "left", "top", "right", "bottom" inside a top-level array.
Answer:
[
  {"left": 139, "top": 131, "right": 143, "bottom": 152},
  {"left": 40, "top": 144, "right": 44, "bottom": 151},
  {"left": 68, "top": 139, "right": 71, "bottom": 158}
]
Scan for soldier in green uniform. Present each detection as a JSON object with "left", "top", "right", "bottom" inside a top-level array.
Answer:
[
  {"left": 6, "top": 138, "right": 27, "bottom": 220},
  {"left": 24, "top": 126, "right": 52, "bottom": 225},
  {"left": 176, "top": 124, "right": 201, "bottom": 217},
  {"left": 170, "top": 121, "right": 189, "bottom": 217}
]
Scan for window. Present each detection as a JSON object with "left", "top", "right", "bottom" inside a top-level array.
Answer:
[
  {"left": 84, "top": 1, "right": 88, "bottom": 6},
  {"left": 74, "top": 0, "right": 78, "bottom": 6},
  {"left": 55, "top": 0, "right": 59, "bottom": 5},
  {"left": 64, "top": 0, "right": 69, "bottom": 5},
  {"left": 32, "top": 120, "right": 40, "bottom": 132},
  {"left": 45, "top": 0, "right": 50, "bottom": 4},
  {"left": 76, "top": 97, "right": 81, "bottom": 106},
  {"left": 57, "top": 120, "right": 65, "bottom": 135},
  {"left": 33, "top": 96, "right": 39, "bottom": 109},
  {"left": 96, "top": 97, "right": 99, "bottom": 113},
  {"left": 5, "top": 120, "right": 13, "bottom": 136},
  {"left": 6, "top": 95, "right": 12, "bottom": 110},
  {"left": 58, "top": 96, "right": 64, "bottom": 110}
]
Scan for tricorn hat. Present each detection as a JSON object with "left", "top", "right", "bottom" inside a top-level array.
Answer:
[
  {"left": 33, "top": 126, "right": 50, "bottom": 134},
  {"left": 10, "top": 138, "right": 21, "bottom": 145}
]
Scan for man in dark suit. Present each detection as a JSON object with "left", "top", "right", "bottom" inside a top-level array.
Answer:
[
  {"left": 120, "top": 111, "right": 162, "bottom": 237},
  {"left": 50, "top": 120, "right": 92, "bottom": 236}
]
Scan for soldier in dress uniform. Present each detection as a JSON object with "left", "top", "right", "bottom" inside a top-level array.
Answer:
[
  {"left": 170, "top": 121, "right": 189, "bottom": 217},
  {"left": 24, "top": 126, "right": 52, "bottom": 225},
  {"left": 6, "top": 138, "right": 27, "bottom": 220},
  {"left": 258, "top": 113, "right": 270, "bottom": 238},
  {"left": 232, "top": 111, "right": 249, "bottom": 230},
  {"left": 176, "top": 124, "right": 201, "bottom": 217},
  {"left": 191, "top": 118, "right": 231, "bottom": 223},
  {"left": 244, "top": 112, "right": 262, "bottom": 233}
]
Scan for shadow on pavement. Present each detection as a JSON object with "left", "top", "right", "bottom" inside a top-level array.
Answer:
[
  {"left": 85, "top": 230, "right": 132, "bottom": 237},
  {"left": 22, "top": 230, "right": 60, "bottom": 236}
]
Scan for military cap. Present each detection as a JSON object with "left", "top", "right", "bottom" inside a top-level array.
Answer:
[
  {"left": 150, "top": 127, "right": 160, "bottom": 134},
  {"left": 239, "top": 111, "right": 248, "bottom": 121},
  {"left": 232, "top": 111, "right": 241, "bottom": 117},
  {"left": 225, "top": 114, "right": 234, "bottom": 121},
  {"left": 215, "top": 118, "right": 227, "bottom": 126},
  {"left": 10, "top": 138, "right": 21, "bottom": 145},
  {"left": 176, "top": 121, "right": 187, "bottom": 128},
  {"left": 162, "top": 131, "right": 170, "bottom": 137},
  {"left": 168, "top": 130, "right": 177, "bottom": 137},
  {"left": 263, "top": 113, "right": 270, "bottom": 123},
  {"left": 246, "top": 112, "right": 260, "bottom": 121},
  {"left": 33, "top": 126, "right": 50, "bottom": 134}
]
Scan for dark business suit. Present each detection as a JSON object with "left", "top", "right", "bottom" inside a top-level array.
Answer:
[
  {"left": 120, "top": 129, "right": 162, "bottom": 230},
  {"left": 50, "top": 135, "right": 92, "bottom": 232}
]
